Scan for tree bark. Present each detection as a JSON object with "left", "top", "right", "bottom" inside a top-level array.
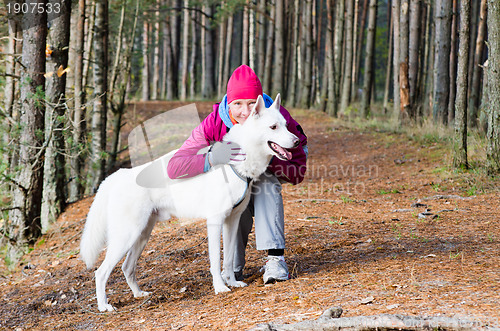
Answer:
[
  {"left": 486, "top": 0, "right": 500, "bottom": 174},
  {"left": 333, "top": 0, "right": 345, "bottom": 116},
  {"left": 217, "top": 2, "right": 227, "bottom": 98},
  {"left": 392, "top": 0, "right": 401, "bottom": 122},
  {"left": 286, "top": 0, "right": 300, "bottom": 107},
  {"left": 399, "top": 0, "right": 411, "bottom": 119},
  {"left": 340, "top": 0, "right": 354, "bottom": 114},
  {"left": 222, "top": 13, "right": 234, "bottom": 95},
  {"left": 272, "top": 0, "right": 285, "bottom": 96},
  {"left": 432, "top": 0, "right": 452, "bottom": 125},
  {"left": 383, "top": 8, "right": 393, "bottom": 114},
  {"left": 325, "top": 0, "right": 336, "bottom": 116},
  {"left": 299, "top": 0, "right": 313, "bottom": 108},
  {"left": 468, "top": 0, "right": 487, "bottom": 127},
  {"left": 152, "top": 2, "right": 160, "bottom": 100},
  {"left": 263, "top": 0, "right": 275, "bottom": 93},
  {"left": 142, "top": 17, "right": 150, "bottom": 101},
  {"left": 242, "top": 4, "right": 249, "bottom": 65},
  {"left": 361, "top": 0, "right": 378, "bottom": 118},
  {"left": 41, "top": 0, "right": 71, "bottom": 231},
  {"left": 189, "top": 7, "right": 198, "bottom": 99},
  {"left": 89, "top": 0, "right": 108, "bottom": 193},
  {"left": 452, "top": 0, "right": 470, "bottom": 170},
  {"left": 9, "top": 0, "right": 47, "bottom": 261},
  {"left": 408, "top": 0, "right": 421, "bottom": 117},
  {"left": 257, "top": 0, "right": 267, "bottom": 79},
  {"left": 201, "top": 5, "right": 215, "bottom": 99},
  {"left": 69, "top": 0, "right": 87, "bottom": 202},
  {"left": 180, "top": 0, "right": 190, "bottom": 100},
  {"left": 447, "top": 0, "right": 458, "bottom": 123},
  {"left": 353, "top": 0, "right": 369, "bottom": 98}
]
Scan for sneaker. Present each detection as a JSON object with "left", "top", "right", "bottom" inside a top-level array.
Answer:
[{"left": 263, "top": 256, "right": 290, "bottom": 284}]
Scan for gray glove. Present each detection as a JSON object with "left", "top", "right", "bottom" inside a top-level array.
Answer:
[{"left": 207, "top": 141, "right": 246, "bottom": 167}]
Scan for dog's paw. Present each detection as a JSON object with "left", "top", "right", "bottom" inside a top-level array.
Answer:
[
  {"left": 133, "top": 290, "right": 151, "bottom": 298},
  {"left": 232, "top": 281, "right": 247, "bottom": 288},
  {"left": 214, "top": 285, "right": 231, "bottom": 294},
  {"left": 98, "top": 303, "right": 116, "bottom": 312}
]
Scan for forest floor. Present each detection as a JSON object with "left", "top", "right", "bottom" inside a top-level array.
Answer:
[{"left": 1, "top": 101, "right": 499, "bottom": 330}]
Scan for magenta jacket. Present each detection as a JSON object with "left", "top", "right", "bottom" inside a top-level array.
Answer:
[{"left": 167, "top": 94, "right": 308, "bottom": 184}]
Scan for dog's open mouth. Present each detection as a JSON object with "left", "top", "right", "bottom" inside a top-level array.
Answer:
[{"left": 268, "top": 141, "right": 293, "bottom": 161}]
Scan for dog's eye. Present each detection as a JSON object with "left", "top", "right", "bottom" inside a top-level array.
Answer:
[{"left": 270, "top": 124, "right": 277, "bottom": 130}]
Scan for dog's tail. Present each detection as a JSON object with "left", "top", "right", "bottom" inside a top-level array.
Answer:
[{"left": 80, "top": 183, "right": 109, "bottom": 269}]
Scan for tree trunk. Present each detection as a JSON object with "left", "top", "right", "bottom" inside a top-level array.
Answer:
[
  {"left": 89, "top": 0, "right": 108, "bottom": 193},
  {"left": 432, "top": 0, "right": 452, "bottom": 125},
  {"left": 222, "top": 13, "right": 234, "bottom": 95},
  {"left": 272, "top": 0, "right": 285, "bottom": 96},
  {"left": 286, "top": 0, "right": 300, "bottom": 107},
  {"left": 350, "top": 0, "right": 359, "bottom": 103},
  {"left": 107, "top": 0, "right": 139, "bottom": 173},
  {"left": 353, "top": 0, "right": 369, "bottom": 98},
  {"left": 408, "top": 0, "right": 421, "bottom": 117},
  {"left": 68, "top": 0, "right": 87, "bottom": 202},
  {"left": 486, "top": 0, "right": 500, "bottom": 174},
  {"left": 340, "top": 0, "right": 354, "bottom": 114},
  {"left": 8, "top": 0, "right": 47, "bottom": 261},
  {"left": 82, "top": 1, "right": 95, "bottom": 94},
  {"left": 202, "top": 5, "right": 215, "bottom": 99},
  {"left": 383, "top": 8, "right": 393, "bottom": 114},
  {"left": 217, "top": 3, "right": 227, "bottom": 98},
  {"left": 300, "top": 0, "right": 313, "bottom": 108},
  {"left": 163, "top": 11, "right": 175, "bottom": 100},
  {"left": 2, "top": 17, "right": 19, "bottom": 173},
  {"left": 447, "top": 0, "right": 458, "bottom": 123},
  {"left": 249, "top": 4, "right": 256, "bottom": 70},
  {"left": 325, "top": 0, "right": 336, "bottom": 116},
  {"left": 392, "top": 0, "right": 401, "bottom": 122},
  {"left": 41, "top": 0, "right": 71, "bottom": 231},
  {"left": 109, "top": 0, "right": 126, "bottom": 99},
  {"left": 257, "top": 0, "right": 267, "bottom": 79},
  {"left": 468, "top": 0, "right": 487, "bottom": 127},
  {"left": 399, "top": 0, "right": 411, "bottom": 120},
  {"left": 142, "top": 17, "right": 150, "bottom": 101},
  {"left": 452, "top": 0, "right": 470, "bottom": 170},
  {"left": 180, "top": 0, "right": 189, "bottom": 100},
  {"left": 263, "top": 0, "right": 275, "bottom": 93},
  {"left": 152, "top": 2, "right": 160, "bottom": 100},
  {"left": 189, "top": 7, "right": 198, "bottom": 99},
  {"left": 242, "top": 4, "right": 249, "bottom": 65},
  {"left": 333, "top": 0, "right": 345, "bottom": 116},
  {"left": 422, "top": 2, "right": 433, "bottom": 118},
  {"left": 361, "top": 0, "right": 378, "bottom": 118}
]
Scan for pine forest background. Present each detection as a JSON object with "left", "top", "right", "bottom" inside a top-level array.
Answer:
[{"left": 0, "top": 0, "right": 499, "bottom": 263}]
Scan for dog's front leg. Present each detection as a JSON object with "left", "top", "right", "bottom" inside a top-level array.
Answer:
[
  {"left": 223, "top": 216, "right": 247, "bottom": 288},
  {"left": 207, "top": 222, "right": 231, "bottom": 294}
]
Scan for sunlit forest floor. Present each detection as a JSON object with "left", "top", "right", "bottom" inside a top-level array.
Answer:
[{"left": 1, "top": 101, "right": 499, "bottom": 330}]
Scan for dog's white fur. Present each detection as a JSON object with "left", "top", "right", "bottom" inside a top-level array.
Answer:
[{"left": 80, "top": 94, "right": 298, "bottom": 312}]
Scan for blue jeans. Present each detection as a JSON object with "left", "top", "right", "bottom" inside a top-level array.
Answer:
[{"left": 234, "top": 172, "right": 285, "bottom": 273}]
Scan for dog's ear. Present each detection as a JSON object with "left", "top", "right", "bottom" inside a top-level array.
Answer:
[
  {"left": 271, "top": 93, "right": 281, "bottom": 109},
  {"left": 250, "top": 95, "right": 266, "bottom": 118}
]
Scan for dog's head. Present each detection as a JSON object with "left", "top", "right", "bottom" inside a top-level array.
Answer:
[{"left": 242, "top": 94, "right": 299, "bottom": 161}]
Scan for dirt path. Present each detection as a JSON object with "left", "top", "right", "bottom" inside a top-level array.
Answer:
[{"left": 1, "top": 102, "right": 499, "bottom": 330}]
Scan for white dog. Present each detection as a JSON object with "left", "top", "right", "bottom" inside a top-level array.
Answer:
[{"left": 80, "top": 94, "right": 299, "bottom": 312}]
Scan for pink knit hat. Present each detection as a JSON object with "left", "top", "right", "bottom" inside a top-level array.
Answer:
[{"left": 227, "top": 65, "right": 263, "bottom": 104}]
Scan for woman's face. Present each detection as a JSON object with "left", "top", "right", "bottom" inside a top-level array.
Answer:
[{"left": 229, "top": 98, "right": 257, "bottom": 124}]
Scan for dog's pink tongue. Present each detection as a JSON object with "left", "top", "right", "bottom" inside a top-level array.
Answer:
[{"left": 272, "top": 142, "right": 292, "bottom": 160}]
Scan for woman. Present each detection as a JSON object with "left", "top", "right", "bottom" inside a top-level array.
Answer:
[{"left": 167, "top": 65, "right": 308, "bottom": 283}]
